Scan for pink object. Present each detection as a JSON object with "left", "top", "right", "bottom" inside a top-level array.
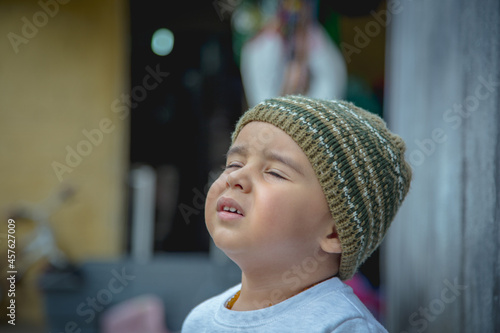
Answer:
[
  {"left": 344, "top": 272, "right": 382, "bottom": 320},
  {"left": 100, "top": 294, "right": 170, "bottom": 333}
]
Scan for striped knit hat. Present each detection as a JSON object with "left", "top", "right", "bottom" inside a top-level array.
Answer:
[{"left": 231, "top": 95, "right": 412, "bottom": 280}]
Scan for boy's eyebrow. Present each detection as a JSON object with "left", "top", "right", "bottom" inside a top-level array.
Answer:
[
  {"left": 265, "top": 150, "right": 304, "bottom": 176},
  {"left": 226, "top": 145, "right": 304, "bottom": 175},
  {"left": 225, "top": 145, "right": 248, "bottom": 158}
]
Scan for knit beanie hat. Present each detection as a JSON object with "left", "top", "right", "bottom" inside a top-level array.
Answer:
[{"left": 231, "top": 95, "right": 412, "bottom": 281}]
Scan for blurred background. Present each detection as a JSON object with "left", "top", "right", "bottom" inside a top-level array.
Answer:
[{"left": 0, "top": 0, "right": 498, "bottom": 332}]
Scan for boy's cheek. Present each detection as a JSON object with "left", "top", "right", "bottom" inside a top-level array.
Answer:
[
  {"left": 206, "top": 176, "right": 226, "bottom": 200},
  {"left": 204, "top": 175, "right": 227, "bottom": 217}
]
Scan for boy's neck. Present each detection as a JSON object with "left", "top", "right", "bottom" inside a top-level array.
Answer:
[{"left": 230, "top": 254, "right": 339, "bottom": 311}]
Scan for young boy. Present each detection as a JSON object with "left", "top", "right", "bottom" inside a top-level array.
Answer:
[{"left": 182, "top": 95, "right": 412, "bottom": 332}]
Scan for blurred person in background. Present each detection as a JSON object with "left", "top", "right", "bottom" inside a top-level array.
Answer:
[{"left": 238, "top": 0, "right": 347, "bottom": 107}]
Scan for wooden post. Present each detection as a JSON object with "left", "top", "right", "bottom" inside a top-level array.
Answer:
[{"left": 382, "top": 0, "right": 499, "bottom": 332}]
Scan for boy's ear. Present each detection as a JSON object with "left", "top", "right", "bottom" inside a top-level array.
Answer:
[{"left": 320, "top": 226, "right": 342, "bottom": 254}]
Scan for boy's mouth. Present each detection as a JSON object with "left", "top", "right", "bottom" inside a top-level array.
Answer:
[{"left": 216, "top": 197, "right": 244, "bottom": 217}]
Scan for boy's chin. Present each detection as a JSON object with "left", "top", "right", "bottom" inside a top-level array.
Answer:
[{"left": 208, "top": 231, "right": 241, "bottom": 254}]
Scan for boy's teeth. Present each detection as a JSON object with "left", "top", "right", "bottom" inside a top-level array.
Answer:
[{"left": 222, "top": 206, "right": 242, "bottom": 215}]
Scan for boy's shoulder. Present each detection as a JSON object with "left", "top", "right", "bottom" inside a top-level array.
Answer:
[{"left": 299, "top": 278, "right": 387, "bottom": 331}]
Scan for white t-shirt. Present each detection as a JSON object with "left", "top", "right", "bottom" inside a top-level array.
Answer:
[{"left": 181, "top": 277, "right": 387, "bottom": 332}]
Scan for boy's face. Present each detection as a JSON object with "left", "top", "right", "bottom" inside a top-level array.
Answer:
[{"left": 205, "top": 121, "right": 335, "bottom": 270}]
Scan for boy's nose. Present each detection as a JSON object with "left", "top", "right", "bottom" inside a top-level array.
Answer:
[{"left": 225, "top": 169, "right": 250, "bottom": 192}]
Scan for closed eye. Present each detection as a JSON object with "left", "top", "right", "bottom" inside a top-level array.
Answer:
[
  {"left": 225, "top": 163, "right": 241, "bottom": 170},
  {"left": 267, "top": 171, "right": 286, "bottom": 180},
  {"left": 224, "top": 163, "right": 287, "bottom": 180}
]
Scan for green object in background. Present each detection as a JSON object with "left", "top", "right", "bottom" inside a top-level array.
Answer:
[
  {"left": 230, "top": 0, "right": 265, "bottom": 68},
  {"left": 345, "top": 74, "right": 383, "bottom": 117},
  {"left": 321, "top": 9, "right": 342, "bottom": 47}
]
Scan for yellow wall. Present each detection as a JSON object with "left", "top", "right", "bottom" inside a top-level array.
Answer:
[{"left": 0, "top": 0, "right": 129, "bottom": 327}]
